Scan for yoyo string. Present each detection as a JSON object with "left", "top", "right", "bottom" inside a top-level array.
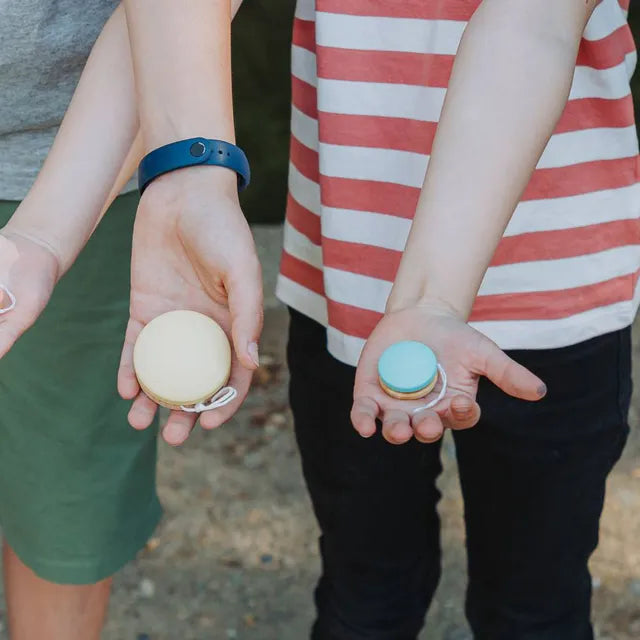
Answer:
[
  {"left": 411, "top": 363, "right": 448, "bottom": 413},
  {"left": 0, "top": 285, "right": 16, "bottom": 315},
  {"left": 180, "top": 386, "right": 238, "bottom": 413}
]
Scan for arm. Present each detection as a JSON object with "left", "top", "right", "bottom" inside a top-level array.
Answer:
[
  {"left": 352, "top": 0, "right": 598, "bottom": 443},
  {"left": 5, "top": 4, "right": 137, "bottom": 275},
  {"left": 119, "top": 0, "right": 262, "bottom": 445},
  {"left": 105, "top": 0, "right": 246, "bottom": 218},
  {"left": 1, "top": 0, "right": 247, "bottom": 396},
  {"left": 388, "top": 0, "right": 598, "bottom": 318},
  {"left": 0, "top": 5, "right": 138, "bottom": 356},
  {"left": 123, "top": 0, "right": 235, "bottom": 151}
]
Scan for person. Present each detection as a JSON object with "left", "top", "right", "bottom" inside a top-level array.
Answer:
[
  {"left": 0, "top": 1, "right": 259, "bottom": 638},
  {"left": 5, "top": 0, "right": 635, "bottom": 638},
  {"left": 65, "top": 0, "right": 635, "bottom": 636},
  {"left": 277, "top": 0, "right": 638, "bottom": 637}
]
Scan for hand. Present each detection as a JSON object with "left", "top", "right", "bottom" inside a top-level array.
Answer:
[
  {"left": 117, "top": 167, "right": 263, "bottom": 446},
  {"left": 351, "top": 302, "right": 547, "bottom": 445},
  {"left": 0, "top": 228, "right": 60, "bottom": 358}
]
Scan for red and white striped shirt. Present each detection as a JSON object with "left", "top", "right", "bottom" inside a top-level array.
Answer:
[{"left": 276, "top": 0, "right": 640, "bottom": 366}]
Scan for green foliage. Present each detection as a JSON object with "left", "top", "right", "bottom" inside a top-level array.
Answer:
[
  {"left": 235, "top": 3, "right": 640, "bottom": 224},
  {"left": 233, "top": 0, "right": 296, "bottom": 223}
]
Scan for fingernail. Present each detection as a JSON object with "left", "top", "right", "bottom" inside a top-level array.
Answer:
[
  {"left": 248, "top": 341, "right": 260, "bottom": 367},
  {"left": 163, "top": 423, "right": 187, "bottom": 445},
  {"left": 453, "top": 405, "right": 474, "bottom": 418},
  {"left": 537, "top": 383, "right": 547, "bottom": 397},
  {"left": 391, "top": 424, "right": 408, "bottom": 443}
]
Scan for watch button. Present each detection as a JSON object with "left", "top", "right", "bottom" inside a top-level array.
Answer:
[{"left": 189, "top": 141, "right": 207, "bottom": 157}]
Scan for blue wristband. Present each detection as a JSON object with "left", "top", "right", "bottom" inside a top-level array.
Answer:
[{"left": 138, "top": 138, "right": 250, "bottom": 194}]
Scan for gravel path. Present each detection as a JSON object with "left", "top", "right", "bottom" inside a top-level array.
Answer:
[{"left": 1, "top": 226, "right": 638, "bottom": 639}]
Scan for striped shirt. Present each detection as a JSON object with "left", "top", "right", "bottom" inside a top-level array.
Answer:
[{"left": 276, "top": 0, "right": 640, "bottom": 366}]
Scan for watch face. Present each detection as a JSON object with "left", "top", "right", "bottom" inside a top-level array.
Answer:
[{"left": 190, "top": 141, "right": 207, "bottom": 157}]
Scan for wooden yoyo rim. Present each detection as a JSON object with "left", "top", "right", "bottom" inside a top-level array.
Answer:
[
  {"left": 133, "top": 310, "right": 232, "bottom": 411},
  {"left": 378, "top": 375, "right": 438, "bottom": 400}
]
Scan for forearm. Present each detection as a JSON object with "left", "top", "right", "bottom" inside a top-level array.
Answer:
[
  {"left": 100, "top": 132, "right": 144, "bottom": 224},
  {"left": 123, "top": 0, "right": 236, "bottom": 153},
  {"left": 388, "top": 0, "right": 597, "bottom": 319},
  {"left": 8, "top": 0, "right": 245, "bottom": 268},
  {"left": 104, "top": 0, "right": 244, "bottom": 216},
  {"left": 6, "top": 5, "right": 137, "bottom": 273}
]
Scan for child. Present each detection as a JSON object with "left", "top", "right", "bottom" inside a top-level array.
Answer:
[
  {"left": 0, "top": 1, "right": 255, "bottom": 637},
  {"left": 278, "top": 0, "right": 638, "bottom": 637},
  {"left": 5, "top": 0, "right": 637, "bottom": 637}
]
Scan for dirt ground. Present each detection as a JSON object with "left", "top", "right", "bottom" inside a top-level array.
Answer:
[{"left": 3, "top": 226, "right": 639, "bottom": 639}]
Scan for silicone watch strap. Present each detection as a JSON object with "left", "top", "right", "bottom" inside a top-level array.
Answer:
[{"left": 138, "top": 137, "right": 250, "bottom": 194}]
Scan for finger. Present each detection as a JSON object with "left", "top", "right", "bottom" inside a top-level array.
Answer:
[
  {"left": 442, "top": 394, "right": 481, "bottom": 431},
  {"left": 162, "top": 410, "right": 198, "bottom": 446},
  {"left": 411, "top": 409, "right": 445, "bottom": 443},
  {"left": 381, "top": 409, "right": 413, "bottom": 445},
  {"left": 127, "top": 393, "right": 158, "bottom": 430},
  {"left": 118, "top": 318, "right": 143, "bottom": 400},
  {"left": 479, "top": 341, "right": 546, "bottom": 401},
  {"left": 226, "top": 257, "right": 264, "bottom": 371},
  {"left": 0, "top": 290, "right": 47, "bottom": 359},
  {"left": 350, "top": 396, "right": 380, "bottom": 438},
  {"left": 199, "top": 365, "right": 252, "bottom": 430},
  {"left": 353, "top": 339, "right": 386, "bottom": 389},
  {"left": 198, "top": 397, "right": 240, "bottom": 430}
]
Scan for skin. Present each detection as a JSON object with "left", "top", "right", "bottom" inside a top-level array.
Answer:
[
  {"left": 0, "top": 5, "right": 137, "bottom": 362},
  {"left": 0, "top": 1, "right": 600, "bottom": 633},
  {"left": 121, "top": 0, "right": 261, "bottom": 445},
  {"left": 10, "top": 0, "right": 598, "bottom": 452},
  {"left": 4, "top": 547, "right": 111, "bottom": 640},
  {"left": 351, "top": 0, "right": 600, "bottom": 444},
  {"left": 0, "top": 236, "right": 18, "bottom": 276},
  {"left": 0, "top": 0, "right": 247, "bottom": 447}
]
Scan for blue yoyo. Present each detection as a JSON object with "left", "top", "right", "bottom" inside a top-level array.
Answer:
[{"left": 378, "top": 341, "right": 439, "bottom": 400}]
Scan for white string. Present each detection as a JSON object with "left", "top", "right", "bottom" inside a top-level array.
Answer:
[
  {"left": 411, "top": 363, "right": 448, "bottom": 413},
  {"left": 180, "top": 386, "right": 237, "bottom": 413},
  {"left": 0, "top": 285, "right": 16, "bottom": 315}
]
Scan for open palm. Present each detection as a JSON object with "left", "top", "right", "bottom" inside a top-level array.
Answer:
[
  {"left": 351, "top": 304, "right": 547, "bottom": 444},
  {"left": 117, "top": 170, "right": 263, "bottom": 446},
  {"left": 0, "top": 230, "right": 59, "bottom": 358}
]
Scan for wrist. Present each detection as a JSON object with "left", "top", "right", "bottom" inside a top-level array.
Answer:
[
  {"left": 388, "top": 244, "right": 480, "bottom": 320},
  {"left": 3, "top": 223, "right": 65, "bottom": 276},
  {"left": 144, "top": 163, "right": 240, "bottom": 201},
  {"left": 386, "top": 281, "right": 469, "bottom": 320},
  {"left": 138, "top": 137, "right": 249, "bottom": 196},
  {"left": 140, "top": 110, "right": 235, "bottom": 153}
]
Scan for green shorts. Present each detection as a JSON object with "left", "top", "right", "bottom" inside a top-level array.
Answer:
[{"left": 0, "top": 192, "right": 161, "bottom": 585}]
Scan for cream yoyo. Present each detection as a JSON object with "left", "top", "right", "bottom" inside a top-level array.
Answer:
[
  {"left": 0, "top": 284, "right": 16, "bottom": 315},
  {"left": 133, "top": 310, "right": 236, "bottom": 412},
  {"left": 378, "top": 341, "right": 447, "bottom": 410}
]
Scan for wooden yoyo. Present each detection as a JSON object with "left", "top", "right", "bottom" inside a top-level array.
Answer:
[
  {"left": 133, "top": 310, "right": 236, "bottom": 412},
  {"left": 0, "top": 285, "right": 16, "bottom": 315},
  {"left": 378, "top": 341, "right": 447, "bottom": 409}
]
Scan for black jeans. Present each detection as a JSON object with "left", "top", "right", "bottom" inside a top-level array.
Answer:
[{"left": 287, "top": 309, "right": 632, "bottom": 640}]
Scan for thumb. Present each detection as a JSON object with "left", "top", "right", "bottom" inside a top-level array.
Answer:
[
  {"left": 226, "top": 258, "right": 264, "bottom": 370},
  {"left": 117, "top": 317, "right": 143, "bottom": 400},
  {"left": 479, "top": 339, "right": 546, "bottom": 401},
  {"left": 0, "top": 285, "right": 49, "bottom": 359}
]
